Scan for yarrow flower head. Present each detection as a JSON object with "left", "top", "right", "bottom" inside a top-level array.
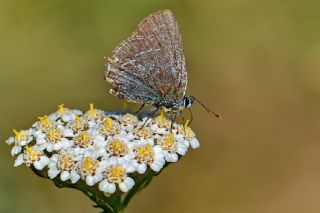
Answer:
[
  {"left": 98, "top": 157, "right": 135, "bottom": 193},
  {"left": 6, "top": 129, "right": 33, "bottom": 156},
  {"left": 6, "top": 103, "right": 201, "bottom": 211}
]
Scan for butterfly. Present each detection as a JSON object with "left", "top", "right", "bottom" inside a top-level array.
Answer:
[{"left": 105, "top": 9, "right": 221, "bottom": 124}]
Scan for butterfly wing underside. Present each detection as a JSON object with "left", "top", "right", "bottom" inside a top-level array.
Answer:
[{"left": 105, "top": 9, "right": 187, "bottom": 105}]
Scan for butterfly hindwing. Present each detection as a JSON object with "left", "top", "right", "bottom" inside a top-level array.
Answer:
[{"left": 105, "top": 9, "right": 187, "bottom": 105}]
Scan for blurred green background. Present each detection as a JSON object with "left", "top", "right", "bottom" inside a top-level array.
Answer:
[{"left": 1, "top": 0, "right": 320, "bottom": 212}]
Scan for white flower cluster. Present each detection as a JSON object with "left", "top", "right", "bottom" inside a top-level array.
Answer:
[{"left": 6, "top": 104, "right": 200, "bottom": 194}]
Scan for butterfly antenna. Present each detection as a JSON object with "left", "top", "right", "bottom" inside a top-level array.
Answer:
[{"left": 190, "top": 96, "right": 223, "bottom": 119}]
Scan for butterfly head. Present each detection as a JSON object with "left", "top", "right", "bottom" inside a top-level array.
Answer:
[
  {"left": 183, "top": 96, "right": 194, "bottom": 109},
  {"left": 183, "top": 96, "right": 222, "bottom": 119}
]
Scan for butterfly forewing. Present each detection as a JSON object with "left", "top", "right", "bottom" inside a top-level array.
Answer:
[{"left": 105, "top": 9, "right": 187, "bottom": 105}]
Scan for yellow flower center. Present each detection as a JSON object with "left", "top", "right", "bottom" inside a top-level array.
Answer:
[
  {"left": 154, "top": 111, "right": 170, "bottom": 129},
  {"left": 88, "top": 103, "right": 95, "bottom": 118},
  {"left": 25, "top": 145, "right": 38, "bottom": 160},
  {"left": 86, "top": 103, "right": 105, "bottom": 121},
  {"left": 106, "top": 165, "right": 126, "bottom": 183},
  {"left": 100, "top": 119, "right": 120, "bottom": 136},
  {"left": 107, "top": 139, "right": 128, "bottom": 157},
  {"left": 24, "top": 145, "right": 42, "bottom": 166},
  {"left": 137, "top": 144, "right": 152, "bottom": 155},
  {"left": 76, "top": 115, "right": 81, "bottom": 125},
  {"left": 74, "top": 132, "right": 93, "bottom": 148},
  {"left": 104, "top": 117, "right": 113, "bottom": 127},
  {"left": 184, "top": 127, "right": 194, "bottom": 140},
  {"left": 71, "top": 115, "right": 87, "bottom": 133},
  {"left": 38, "top": 115, "right": 51, "bottom": 129},
  {"left": 159, "top": 134, "right": 176, "bottom": 153},
  {"left": 120, "top": 113, "right": 138, "bottom": 126},
  {"left": 13, "top": 129, "right": 27, "bottom": 141},
  {"left": 134, "top": 144, "right": 154, "bottom": 164},
  {"left": 58, "top": 153, "right": 75, "bottom": 171},
  {"left": 135, "top": 127, "right": 152, "bottom": 139},
  {"left": 47, "top": 128, "right": 63, "bottom": 143},
  {"left": 58, "top": 103, "right": 65, "bottom": 114},
  {"left": 82, "top": 157, "right": 98, "bottom": 175},
  {"left": 180, "top": 120, "right": 194, "bottom": 140},
  {"left": 82, "top": 132, "right": 88, "bottom": 140}
]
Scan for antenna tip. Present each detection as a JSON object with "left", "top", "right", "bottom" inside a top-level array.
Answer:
[{"left": 209, "top": 111, "right": 223, "bottom": 120}]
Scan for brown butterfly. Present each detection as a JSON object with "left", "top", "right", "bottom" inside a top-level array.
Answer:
[{"left": 105, "top": 9, "right": 221, "bottom": 123}]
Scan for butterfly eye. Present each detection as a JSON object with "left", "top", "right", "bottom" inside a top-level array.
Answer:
[{"left": 184, "top": 97, "right": 192, "bottom": 108}]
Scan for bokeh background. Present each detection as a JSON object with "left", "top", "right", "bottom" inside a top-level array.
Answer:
[{"left": 1, "top": 0, "right": 320, "bottom": 212}]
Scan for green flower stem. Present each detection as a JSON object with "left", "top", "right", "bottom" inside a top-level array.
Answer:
[
  {"left": 30, "top": 166, "right": 165, "bottom": 213},
  {"left": 31, "top": 167, "right": 116, "bottom": 212},
  {"left": 121, "top": 163, "right": 170, "bottom": 210},
  {"left": 122, "top": 169, "right": 156, "bottom": 209}
]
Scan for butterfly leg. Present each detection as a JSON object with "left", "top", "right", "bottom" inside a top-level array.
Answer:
[
  {"left": 174, "top": 111, "right": 187, "bottom": 133},
  {"left": 134, "top": 103, "right": 145, "bottom": 115},
  {"left": 170, "top": 114, "right": 177, "bottom": 132},
  {"left": 188, "top": 108, "right": 194, "bottom": 125},
  {"left": 139, "top": 108, "right": 159, "bottom": 129},
  {"left": 179, "top": 113, "right": 186, "bottom": 132}
]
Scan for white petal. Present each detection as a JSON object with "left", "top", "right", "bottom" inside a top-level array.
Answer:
[
  {"left": 86, "top": 176, "right": 95, "bottom": 186},
  {"left": 59, "top": 171, "right": 70, "bottom": 181},
  {"left": 165, "top": 153, "right": 178, "bottom": 162},
  {"left": 14, "top": 154, "right": 24, "bottom": 167},
  {"left": 53, "top": 143, "right": 62, "bottom": 151},
  {"left": 62, "top": 114, "right": 72, "bottom": 122},
  {"left": 20, "top": 140, "right": 29, "bottom": 146},
  {"left": 150, "top": 163, "right": 162, "bottom": 172},
  {"left": 99, "top": 180, "right": 116, "bottom": 193},
  {"left": 39, "top": 156, "right": 50, "bottom": 166},
  {"left": 126, "top": 124, "right": 134, "bottom": 132},
  {"left": 74, "top": 154, "right": 84, "bottom": 161},
  {"left": 190, "top": 138, "right": 200, "bottom": 149},
  {"left": 46, "top": 145, "right": 53, "bottom": 152},
  {"left": 176, "top": 134, "right": 184, "bottom": 141},
  {"left": 153, "top": 145, "right": 163, "bottom": 152},
  {"left": 48, "top": 113, "right": 58, "bottom": 121},
  {"left": 72, "top": 109, "right": 83, "bottom": 115},
  {"left": 94, "top": 173, "right": 104, "bottom": 182},
  {"left": 150, "top": 124, "right": 157, "bottom": 131},
  {"left": 182, "top": 139, "right": 190, "bottom": 148},
  {"left": 88, "top": 121, "right": 96, "bottom": 128},
  {"left": 36, "top": 137, "right": 46, "bottom": 145},
  {"left": 83, "top": 149, "right": 94, "bottom": 157},
  {"left": 33, "top": 130, "right": 42, "bottom": 137},
  {"left": 99, "top": 160, "right": 109, "bottom": 168},
  {"left": 36, "top": 138, "right": 47, "bottom": 145},
  {"left": 119, "top": 177, "right": 135, "bottom": 192},
  {"left": 176, "top": 143, "right": 188, "bottom": 156},
  {"left": 70, "top": 171, "right": 80, "bottom": 183},
  {"left": 150, "top": 159, "right": 165, "bottom": 172},
  {"left": 11, "top": 146, "right": 22, "bottom": 156},
  {"left": 6, "top": 137, "right": 15, "bottom": 145},
  {"left": 64, "top": 129, "right": 74, "bottom": 137},
  {"left": 50, "top": 154, "right": 59, "bottom": 163},
  {"left": 108, "top": 157, "right": 118, "bottom": 165},
  {"left": 34, "top": 156, "right": 49, "bottom": 170},
  {"left": 136, "top": 163, "right": 147, "bottom": 174},
  {"left": 60, "top": 138, "right": 71, "bottom": 147},
  {"left": 34, "top": 161, "right": 45, "bottom": 170},
  {"left": 48, "top": 168, "right": 60, "bottom": 179},
  {"left": 73, "top": 147, "right": 83, "bottom": 155},
  {"left": 128, "top": 151, "right": 135, "bottom": 159}
]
